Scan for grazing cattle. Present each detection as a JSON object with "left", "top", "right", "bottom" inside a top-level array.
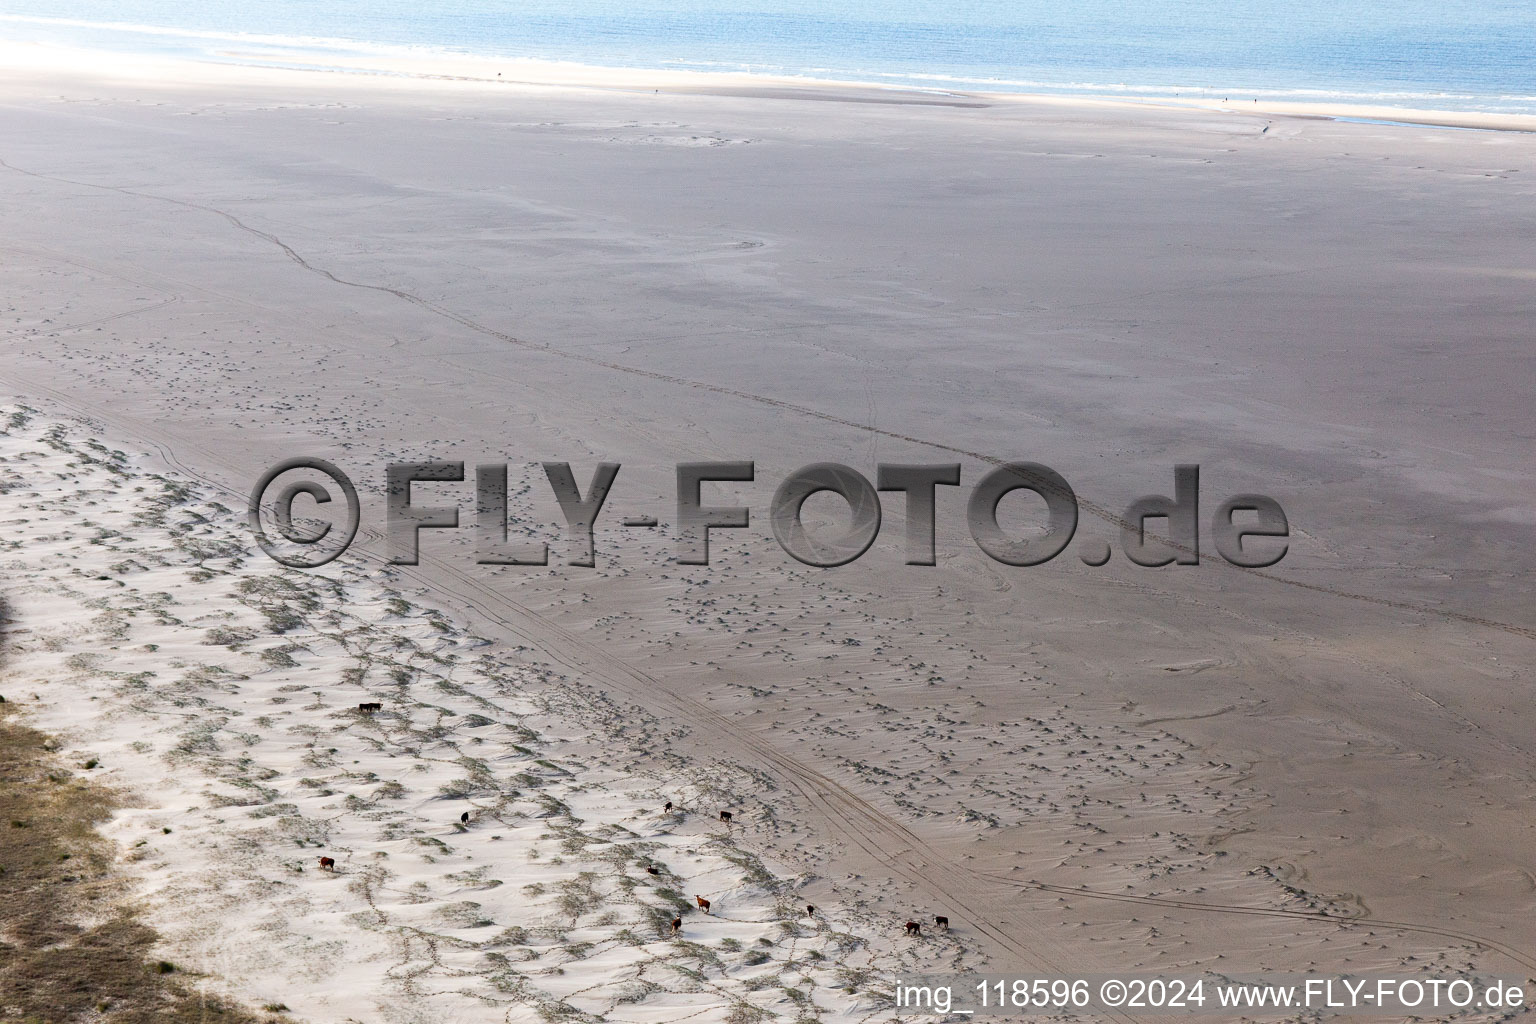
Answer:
[
  {"left": 663, "top": 801, "right": 673, "bottom": 811},
  {"left": 934, "top": 915, "right": 949, "bottom": 931},
  {"left": 646, "top": 866, "right": 660, "bottom": 875},
  {"left": 719, "top": 810, "right": 733, "bottom": 823},
  {"left": 806, "top": 904, "right": 816, "bottom": 917},
  {"left": 904, "top": 920, "right": 921, "bottom": 936},
  {"left": 358, "top": 702, "right": 382, "bottom": 713},
  {"left": 695, "top": 895, "right": 711, "bottom": 914},
  {"left": 318, "top": 856, "right": 335, "bottom": 871},
  {"left": 460, "top": 811, "right": 470, "bottom": 824},
  {"left": 671, "top": 917, "right": 682, "bottom": 935}
]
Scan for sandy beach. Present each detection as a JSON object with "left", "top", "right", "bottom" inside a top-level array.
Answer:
[
  {"left": 1, "top": 45, "right": 1534, "bottom": 1021},
  {"left": 1, "top": 407, "right": 915, "bottom": 1021}
]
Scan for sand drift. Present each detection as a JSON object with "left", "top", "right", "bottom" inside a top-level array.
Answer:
[{"left": 0, "top": 405, "right": 946, "bottom": 1022}]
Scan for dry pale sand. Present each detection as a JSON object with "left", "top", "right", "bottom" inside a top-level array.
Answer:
[
  {"left": 0, "top": 406, "right": 913, "bottom": 1022},
  {"left": 1, "top": 46, "right": 1534, "bottom": 1021}
]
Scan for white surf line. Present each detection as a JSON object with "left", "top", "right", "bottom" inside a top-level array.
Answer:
[{"left": 0, "top": 406, "right": 958, "bottom": 1023}]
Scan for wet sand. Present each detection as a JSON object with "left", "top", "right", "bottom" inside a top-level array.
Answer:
[{"left": 2, "top": 50, "right": 1535, "bottom": 1012}]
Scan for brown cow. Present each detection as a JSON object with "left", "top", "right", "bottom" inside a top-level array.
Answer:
[
  {"left": 806, "top": 904, "right": 816, "bottom": 917},
  {"left": 664, "top": 801, "right": 673, "bottom": 812},
  {"left": 695, "top": 895, "right": 712, "bottom": 914},
  {"left": 318, "top": 856, "right": 335, "bottom": 871},
  {"left": 934, "top": 915, "right": 950, "bottom": 931},
  {"left": 719, "top": 810, "right": 733, "bottom": 823},
  {"left": 646, "top": 866, "right": 660, "bottom": 875},
  {"left": 671, "top": 917, "right": 682, "bottom": 935},
  {"left": 904, "top": 920, "right": 921, "bottom": 936}
]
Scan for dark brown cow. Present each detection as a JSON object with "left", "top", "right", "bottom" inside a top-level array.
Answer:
[
  {"left": 934, "top": 915, "right": 950, "bottom": 931},
  {"left": 318, "top": 856, "right": 335, "bottom": 871},
  {"left": 460, "top": 811, "right": 470, "bottom": 824},
  {"left": 806, "top": 904, "right": 816, "bottom": 917},
  {"left": 671, "top": 917, "right": 682, "bottom": 935},
  {"left": 664, "top": 801, "right": 673, "bottom": 811},
  {"left": 695, "top": 895, "right": 711, "bottom": 914},
  {"left": 358, "top": 702, "right": 382, "bottom": 713},
  {"left": 646, "top": 866, "right": 660, "bottom": 875},
  {"left": 719, "top": 810, "right": 733, "bottom": 823},
  {"left": 904, "top": 920, "right": 921, "bottom": 936}
]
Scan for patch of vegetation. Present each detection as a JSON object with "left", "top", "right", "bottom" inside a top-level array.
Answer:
[
  {"left": 0, "top": 698, "right": 270, "bottom": 1022},
  {"left": 258, "top": 647, "right": 299, "bottom": 670},
  {"left": 724, "top": 1003, "right": 772, "bottom": 1024},
  {"left": 554, "top": 873, "right": 603, "bottom": 920},
  {"left": 436, "top": 901, "right": 495, "bottom": 928},
  {"left": 204, "top": 627, "right": 257, "bottom": 649}
]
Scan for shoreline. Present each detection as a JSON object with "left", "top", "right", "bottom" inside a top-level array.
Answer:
[{"left": 4, "top": 37, "right": 1535, "bottom": 134}]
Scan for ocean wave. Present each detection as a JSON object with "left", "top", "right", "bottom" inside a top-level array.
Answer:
[{"left": 5, "top": 10, "right": 1533, "bottom": 115}]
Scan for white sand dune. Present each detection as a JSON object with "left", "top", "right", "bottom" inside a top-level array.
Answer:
[{"left": 0, "top": 406, "right": 944, "bottom": 1022}]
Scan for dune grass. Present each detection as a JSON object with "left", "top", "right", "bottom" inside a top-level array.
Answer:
[{"left": 0, "top": 693, "right": 269, "bottom": 1024}]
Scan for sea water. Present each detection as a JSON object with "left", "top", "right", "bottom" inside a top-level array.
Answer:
[{"left": 2, "top": 0, "right": 1533, "bottom": 113}]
